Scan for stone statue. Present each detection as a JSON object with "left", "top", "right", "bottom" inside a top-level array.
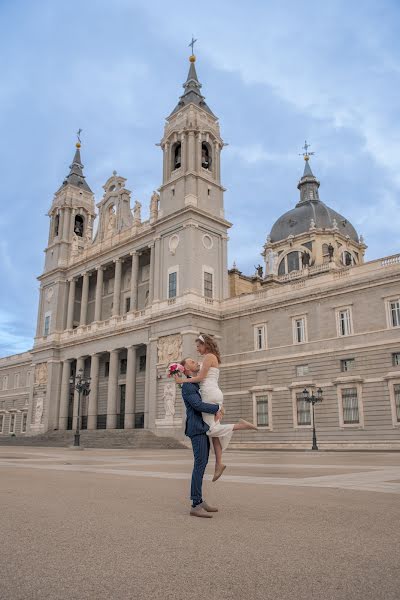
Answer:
[
  {"left": 34, "top": 363, "right": 48, "bottom": 385},
  {"left": 133, "top": 200, "right": 142, "bottom": 226},
  {"left": 328, "top": 243, "right": 334, "bottom": 260},
  {"left": 254, "top": 264, "right": 264, "bottom": 278},
  {"left": 332, "top": 218, "right": 338, "bottom": 230},
  {"left": 34, "top": 397, "right": 44, "bottom": 425},
  {"left": 163, "top": 382, "right": 176, "bottom": 418},
  {"left": 157, "top": 334, "right": 182, "bottom": 365},
  {"left": 106, "top": 205, "right": 116, "bottom": 237},
  {"left": 309, "top": 218, "right": 316, "bottom": 230},
  {"left": 301, "top": 251, "right": 310, "bottom": 267},
  {"left": 150, "top": 191, "right": 159, "bottom": 222}
]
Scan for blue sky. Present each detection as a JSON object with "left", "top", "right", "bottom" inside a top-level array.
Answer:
[{"left": 1, "top": 0, "right": 399, "bottom": 357}]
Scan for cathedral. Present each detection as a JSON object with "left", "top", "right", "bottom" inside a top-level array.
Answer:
[{"left": 1, "top": 53, "right": 400, "bottom": 449}]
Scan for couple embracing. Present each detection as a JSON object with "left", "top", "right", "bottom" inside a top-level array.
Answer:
[{"left": 172, "top": 334, "right": 257, "bottom": 518}]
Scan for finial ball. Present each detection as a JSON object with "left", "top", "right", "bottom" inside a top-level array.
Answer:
[
  {"left": 189, "top": 54, "right": 196, "bottom": 63},
  {"left": 76, "top": 142, "right": 81, "bottom": 149}
]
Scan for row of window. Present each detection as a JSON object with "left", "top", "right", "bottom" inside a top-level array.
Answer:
[
  {"left": 168, "top": 268, "right": 214, "bottom": 300},
  {"left": 293, "top": 354, "right": 400, "bottom": 377},
  {"left": 253, "top": 299, "right": 400, "bottom": 350},
  {"left": 253, "top": 383, "right": 400, "bottom": 428},
  {"left": 0, "top": 412, "right": 28, "bottom": 434},
  {"left": 1, "top": 372, "right": 31, "bottom": 391},
  {"left": 103, "top": 356, "right": 146, "bottom": 378}
]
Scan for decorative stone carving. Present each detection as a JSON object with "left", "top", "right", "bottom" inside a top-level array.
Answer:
[
  {"left": 168, "top": 234, "right": 180, "bottom": 255},
  {"left": 265, "top": 249, "right": 279, "bottom": 275},
  {"left": 157, "top": 334, "right": 182, "bottom": 365},
  {"left": 34, "top": 397, "right": 44, "bottom": 424},
  {"left": 45, "top": 287, "right": 54, "bottom": 302},
  {"left": 106, "top": 205, "right": 116, "bottom": 237},
  {"left": 163, "top": 382, "right": 176, "bottom": 417},
  {"left": 71, "top": 233, "right": 79, "bottom": 258},
  {"left": 202, "top": 234, "right": 213, "bottom": 250},
  {"left": 309, "top": 218, "right": 316, "bottom": 230},
  {"left": 34, "top": 363, "right": 48, "bottom": 385}
]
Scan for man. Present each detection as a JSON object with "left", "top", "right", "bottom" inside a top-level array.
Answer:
[{"left": 180, "top": 358, "right": 221, "bottom": 518}]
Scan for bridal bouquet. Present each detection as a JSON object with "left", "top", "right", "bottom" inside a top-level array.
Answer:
[{"left": 167, "top": 363, "right": 184, "bottom": 378}]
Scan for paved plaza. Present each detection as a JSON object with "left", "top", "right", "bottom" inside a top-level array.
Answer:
[{"left": 1, "top": 448, "right": 399, "bottom": 600}]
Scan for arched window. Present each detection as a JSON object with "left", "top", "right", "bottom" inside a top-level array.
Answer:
[
  {"left": 172, "top": 143, "right": 181, "bottom": 170},
  {"left": 54, "top": 214, "right": 60, "bottom": 237},
  {"left": 342, "top": 251, "right": 354, "bottom": 266},
  {"left": 74, "top": 214, "right": 84, "bottom": 237},
  {"left": 278, "top": 259, "right": 286, "bottom": 276},
  {"left": 278, "top": 251, "right": 302, "bottom": 275},
  {"left": 201, "top": 142, "right": 212, "bottom": 170}
]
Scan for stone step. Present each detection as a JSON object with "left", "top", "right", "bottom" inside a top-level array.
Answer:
[{"left": 0, "top": 429, "right": 186, "bottom": 450}]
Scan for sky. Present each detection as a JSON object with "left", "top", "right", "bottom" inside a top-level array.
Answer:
[{"left": 1, "top": 0, "right": 400, "bottom": 357}]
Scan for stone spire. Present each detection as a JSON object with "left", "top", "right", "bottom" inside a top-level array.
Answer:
[
  {"left": 296, "top": 153, "right": 320, "bottom": 206},
  {"left": 169, "top": 54, "right": 215, "bottom": 117},
  {"left": 60, "top": 142, "right": 92, "bottom": 193}
]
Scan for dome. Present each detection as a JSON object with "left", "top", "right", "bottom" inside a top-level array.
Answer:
[
  {"left": 270, "top": 200, "right": 359, "bottom": 243},
  {"left": 269, "top": 157, "right": 359, "bottom": 243}
]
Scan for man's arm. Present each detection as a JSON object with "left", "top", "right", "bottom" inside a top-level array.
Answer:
[{"left": 183, "top": 384, "right": 219, "bottom": 414}]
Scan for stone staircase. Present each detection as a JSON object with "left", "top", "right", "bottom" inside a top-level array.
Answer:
[{"left": 0, "top": 429, "right": 186, "bottom": 450}]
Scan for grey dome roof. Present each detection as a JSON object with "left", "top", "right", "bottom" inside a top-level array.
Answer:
[
  {"left": 269, "top": 158, "right": 358, "bottom": 243},
  {"left": 270, "top": 200, "right": 359, "bottom": 243}
]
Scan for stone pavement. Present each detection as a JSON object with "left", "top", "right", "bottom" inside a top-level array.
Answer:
[{"left": 0, "top": 447, "right": 399, "bottom": 600}]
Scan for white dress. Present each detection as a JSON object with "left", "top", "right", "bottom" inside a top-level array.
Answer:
[{"left": 200, "top": 367, "right": 234, "bottom": 451}]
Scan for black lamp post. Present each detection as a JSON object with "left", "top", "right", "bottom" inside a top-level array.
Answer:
[
  {"left": 69, "top": 368, "right": 91, "bottom": 447},
  {"left": 302, "top": 387, "right": 323, "bottom": 451}
]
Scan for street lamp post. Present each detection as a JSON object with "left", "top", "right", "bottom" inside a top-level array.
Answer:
[
  {"left": 302, "top": 387, "right": 323, "bottom": 451},
  {"left": 69, "top": 368, "right": 91, "bottom": 447}
]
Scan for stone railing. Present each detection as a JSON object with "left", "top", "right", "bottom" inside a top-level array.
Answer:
[{"left": 381, "top": 254, "right": 400, "bottom": 267}]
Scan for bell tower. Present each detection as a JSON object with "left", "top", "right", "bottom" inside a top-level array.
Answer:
[
  {"left": 158, "top": 54, "right": 225, "bottom": 219},
  {"left": 35, "top": 139, "right": 95, "bottom": 341},
  {"left": 44, "top": 139, "right": 95, "bottom": 272},
  {"left": 153, "top": 50, "right": 230, "bottom": 304}
]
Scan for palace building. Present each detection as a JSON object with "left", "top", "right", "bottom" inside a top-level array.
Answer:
[{"left": 1, "top": 54, "right": 400, "bottom": 449}]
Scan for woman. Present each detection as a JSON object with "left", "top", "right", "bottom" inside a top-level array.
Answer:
[{"left": 175, "top": 334, "right": 257, "bottom": 482}]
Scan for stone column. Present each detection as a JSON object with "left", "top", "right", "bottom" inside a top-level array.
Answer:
[
  {"left": 72, "top": 357, "right": 85, "bottom": 430},
  {"left": 152, "top": 237, "right": 161, "bottom": 302},
  {"left": 214, "top": 140, "right": 220, "bottom": 181},
  {"left": 124, "top": 346, "right": 137, "bottom": 429},
  {"left": 58, "top": 360, "right": 72, "bottom": 430},
  {"left": 196, "top": 133, "right": 202, "bottom": 171},
  {"left": 188, "top": 131, "right": 195, "bottom": 171},
  {"left": 69, "top": 208, "right": 76, "bottom": 239},
  {"left": 148, "top": 244, "right": 155, "bottom": 305},
  {"left": 163, "top": 141, "right": 170, "bottom": 181},
  {"left": 79, "top": 272, "right": 90, "bottom": 326},
  {"left": 94, "top": 266, "right": 104, "bottom": 322},
  {"left": 130, "top": 251, "right": 139, "bottom": 311},
  {"left": 87, "top": 354, "right": 100, "bottom": 430},
  {"left": 63, "top": 207, "right": 71, "bottom": 241},
  {"left": 106, "top": 350, "right": 119, "bottom": 429},
  {"left": 59, "top": 209, "right": 65, "bottom": 240},
  {"left": 66, "top": 278, "right": 76, "bottom": 330},
  {"left": 181, "top": 134, "right": 186, "bottom": 172},
  {"left": 144, "top": 340, "right": 157, "bottom": 430},
  {"left": 112, "top": 258, "right": 122, "bottom": 317}
]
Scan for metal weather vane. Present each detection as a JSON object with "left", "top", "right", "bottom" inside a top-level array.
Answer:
[
  {"left": 299, "top": 140, "right": 315, "bottom": 160},
  {"left": 77, "top": 128, "right": 83, "bottom": 144}
]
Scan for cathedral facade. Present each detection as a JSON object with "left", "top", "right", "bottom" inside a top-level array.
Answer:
[{"left": 1, "top": 55, "right": 400, "bottom": 449}]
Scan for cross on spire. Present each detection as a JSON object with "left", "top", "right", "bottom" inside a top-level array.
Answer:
[
  {"left": 299, "top": 140, "right": 315, "bottom": 161},
  {"left": 188, "top": 35, "right": 197, "bottom": 55},
  {"left": 76, "top": 128, "right": 83, "bottom": 148}
]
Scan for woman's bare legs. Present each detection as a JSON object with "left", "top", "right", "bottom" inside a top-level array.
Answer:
[
  {"left": 233, "top": 419, "right": 258, "bottom": 431},
  {"left": 212, "top": 437, "right": 223, "bottom": 467}
]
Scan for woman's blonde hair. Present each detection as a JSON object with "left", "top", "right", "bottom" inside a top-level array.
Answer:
[{"left": 195, "top": 334, "right": 221, "bottom": 364}]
